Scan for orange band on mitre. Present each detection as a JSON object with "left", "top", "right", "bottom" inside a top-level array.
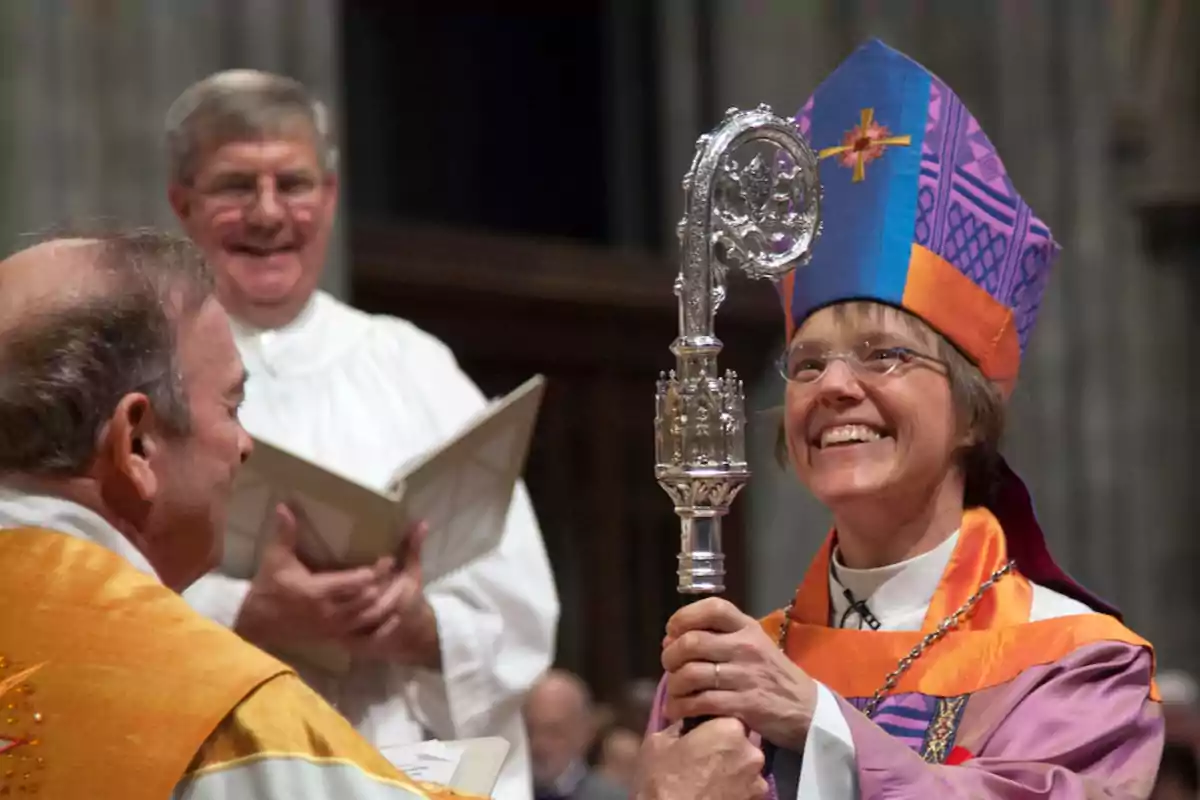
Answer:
[
  {"left": 901, "top": 243, "right": 1021, "bottom": 383},
  {"left": 782, "top": 245, "right": 1021, "bottom": 388}
]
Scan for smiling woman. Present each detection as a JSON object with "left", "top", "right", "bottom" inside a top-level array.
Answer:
[
  {"left": 651, "top": 39, "right": 1164, "bottom": 800},
  {"left": 775, "top": 301, "right": 1005, "bottom": 532}
]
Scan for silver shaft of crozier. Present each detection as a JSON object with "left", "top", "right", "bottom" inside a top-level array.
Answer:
[{"left": 678, "top": 513, "right": 725, "bottom": 594}]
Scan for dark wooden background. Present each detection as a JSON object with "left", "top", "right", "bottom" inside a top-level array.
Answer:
[
  {"left": 341, "top": 5, "right": 791, "bottom": 700},
  {"left": 351, "top": 223, "right": 783, "bottom": 700}
]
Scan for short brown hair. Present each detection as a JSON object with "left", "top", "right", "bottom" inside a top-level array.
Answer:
[
  {"left": 0, "top": 229, "right": 214, "bottom": 476},
  {"left": 775, "top": 302, "right": 1005, "bottom": 507}
]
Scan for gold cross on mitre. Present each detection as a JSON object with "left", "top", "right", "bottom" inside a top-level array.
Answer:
[{"left": 818, "top": 108, "right": 912, "bottom": 183}]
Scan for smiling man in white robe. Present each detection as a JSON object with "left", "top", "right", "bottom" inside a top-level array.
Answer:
[{"left": 164, "top": 70, "right": 560, "bottom": 800}]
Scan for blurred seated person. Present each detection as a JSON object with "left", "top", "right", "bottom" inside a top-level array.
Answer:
[
  {"left": 593, "top": 723, "right": 641, "bottom": 792},
  {"left": 1155, "top": 672, "right": 1200, "bottom": 800},
  {"left": 584, "top": 698, "right": 638, "bottom": 792},
  {"left": 616, "top": 678, "right": 658, "bottom": 737},
  {"left": 1151, "top": 742, "right": 1199, "bottom": 800},
  {"left": 0, "top": 231, "right": 476, "bottom": 799},
  {"left": 584, "top": 676, "right": 656, "bottom": 791},
  {"left": 526, "top": 670, "right": 627, "bottom": 800},
  {"left": 1161, "top": 670, "right": 1200, "bottom": 751},
  {"left": 589, "top": 701, "right": 617, "bottom": 750}
]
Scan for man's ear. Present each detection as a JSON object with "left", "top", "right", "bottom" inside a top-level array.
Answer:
[
  {"left": 103, "top": 393, "right": 161, "bottom": 501},
  {"left": 167, "top": 182, "right": 191, "bottom": 222}
]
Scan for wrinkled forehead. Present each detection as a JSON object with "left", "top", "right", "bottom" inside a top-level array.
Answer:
[
  {"left": 792, "top": 300, "right": 939, "bottom": 347},
  {"left": 200, "top": 106, "right": 316, "bottom": 145},
  {"left": 193, "top": 132, "right": 323, "bottom": 176}
]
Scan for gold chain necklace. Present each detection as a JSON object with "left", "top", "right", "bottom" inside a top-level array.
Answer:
[{"left": 777, "top": 559, "right": 1016, "bottom": 718}]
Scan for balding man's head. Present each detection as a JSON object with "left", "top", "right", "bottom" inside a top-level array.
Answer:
[
  {"left": 525, "top": 670, "right": 597, "bottom": 789},
  {"left": 0, "top": 234, "right": 214, "bottom": 330},
  {"left": 0, "top": 230, "right": 213, "bottom": 473},
  {"left": 529, "top": 669, "right": 592, "bottom": 719},
  {"left": 0, "top": 229, "right": 251, "bottom": 591},
  {"left": 0, "top": 238, "right": 103, "bottom": 319}
]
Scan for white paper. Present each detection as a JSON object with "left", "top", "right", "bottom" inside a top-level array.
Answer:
[
  {"left": 394, "top": 384, "right": 540, "bottom": 583},
  {"left": 381, "top": 740, "right": 466, "bottom": 785},
  {"left": 378, "top": 737, "right": 510, "bottom": 795}
]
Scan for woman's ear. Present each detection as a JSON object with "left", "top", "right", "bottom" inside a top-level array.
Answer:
[
  {"left": 956, "top": 423, "right": 980, "bottom": 450},
  {"left": 993, "top": 376, "right": 1016, "bottom": 402},
  {"left": 101, "top": 393, "right": 160, "bottom": 501}
]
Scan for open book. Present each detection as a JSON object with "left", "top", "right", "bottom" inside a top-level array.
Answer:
[
  {"left": 381, "top": 737, "right": 510, "bottom": 797},
  {"left": 222, "top": 374, "right": 547, "bottom": 672}
]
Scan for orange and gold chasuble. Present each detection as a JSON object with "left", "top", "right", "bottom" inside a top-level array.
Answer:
[
  {"left": 760, "top": 509, "right": 1159, "bottom": 702},
  {"left": 0, "top": 527, "right": 483, "bottom": 800}
]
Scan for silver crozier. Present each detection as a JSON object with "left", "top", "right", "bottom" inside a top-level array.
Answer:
[{"left": 655, "top": 105, "right": 822, "bottom": 595}]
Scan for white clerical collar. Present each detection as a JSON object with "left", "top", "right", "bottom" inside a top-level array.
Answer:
[
  {"left": 230, "top": 290, "right": 370, "bottom": 378},
  {"left": 0, "top": 485, "right": 160, "bottom": 581},
  {"left": 229, "top": 289, "right": 322, "bottom": 347},
  {"left": 828, "top": 530, "right": 959, "bottom": 629}
]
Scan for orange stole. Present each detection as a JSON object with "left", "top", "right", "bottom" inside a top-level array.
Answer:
[
  {"left": 0, "top": 527, "right": 290, "bottom": 800},
  {"left": 759, "top": 509, "right": 1159, "bottom": 701}
]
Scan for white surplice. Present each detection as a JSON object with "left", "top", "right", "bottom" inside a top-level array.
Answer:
[{"left": 182, "top": 291, "right": 561, "bottom": 800}]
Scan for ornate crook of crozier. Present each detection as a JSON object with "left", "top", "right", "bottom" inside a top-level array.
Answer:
[{"left": 655, "top": 104, "right": 822, "bottom": 594}]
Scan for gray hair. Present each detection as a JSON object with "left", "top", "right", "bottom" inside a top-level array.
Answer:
[
  {"left": 164, "top": 69, "right": 338, "bottom": 185},
  {"left": 0, "top": 229, "right": 214, "bottom": 476}
]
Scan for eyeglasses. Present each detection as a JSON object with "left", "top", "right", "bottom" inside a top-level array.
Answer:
[
  {"left": 777, "top": 342, "right": 946, "bottom": 384},
  {"left": 195, "top": 174, "right": 324, "bottom": 213}
]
